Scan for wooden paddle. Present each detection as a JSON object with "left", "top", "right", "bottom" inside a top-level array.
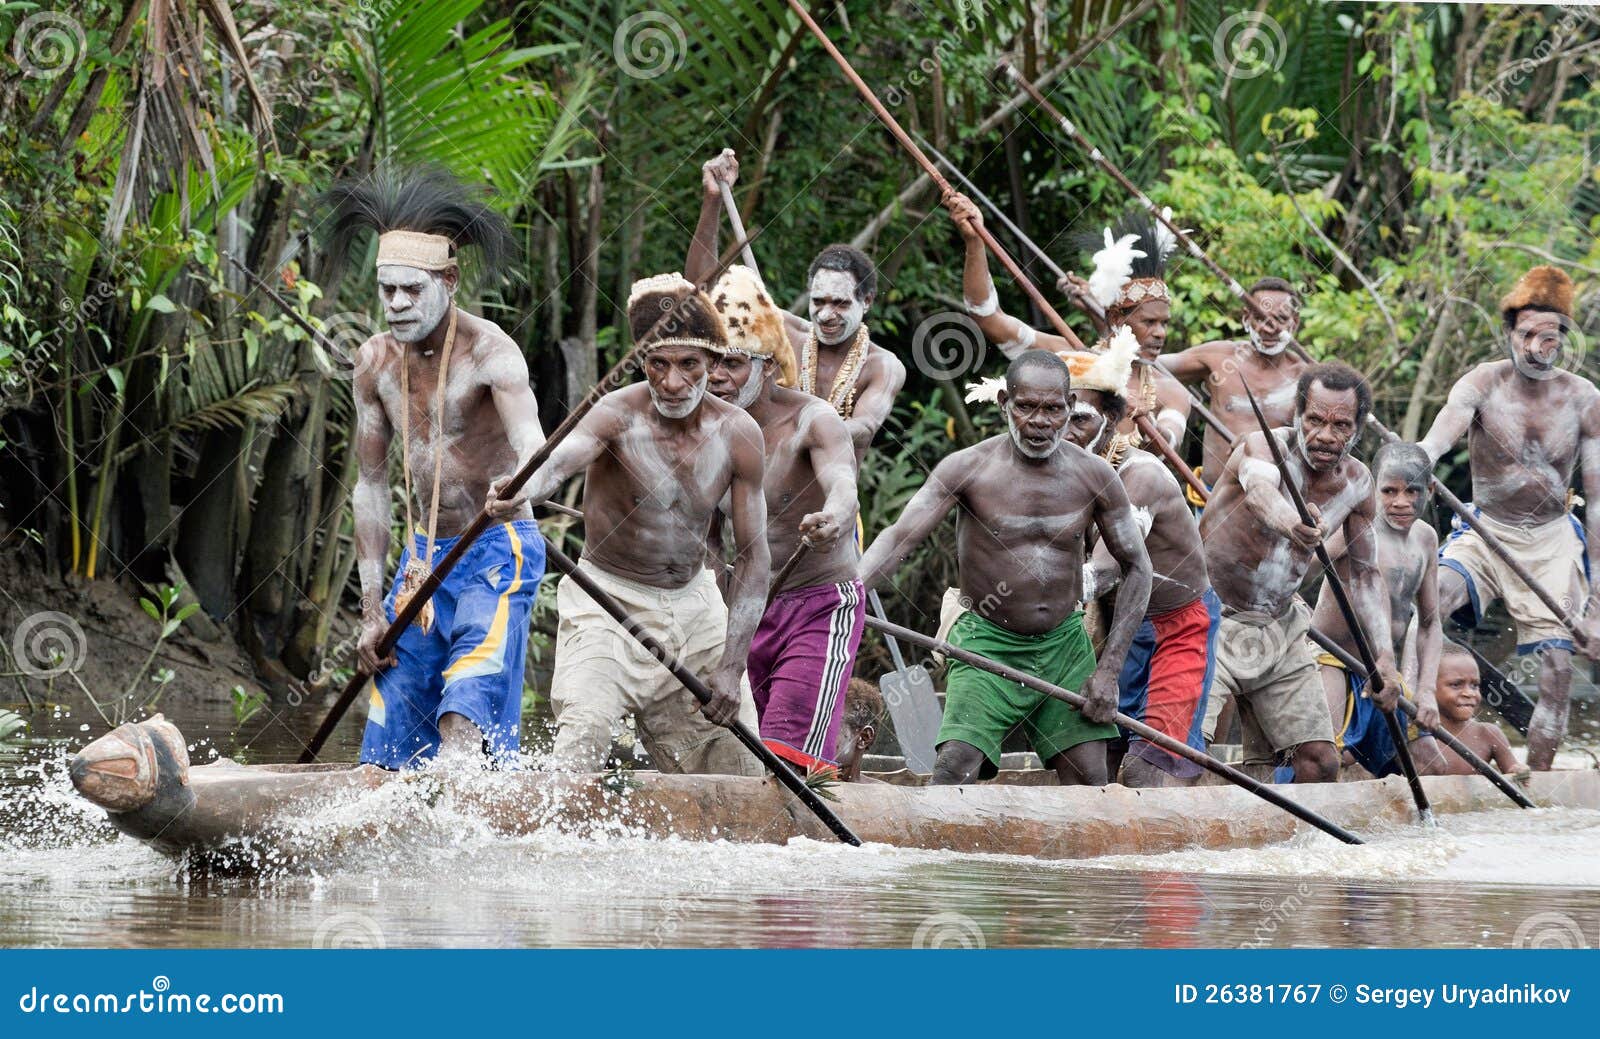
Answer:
[
  {"left": 1240, "top": 381, "right": 1434, "bottom": 825},
  {"left": 862, "top": 615, "right": 1364, "bottom": 844},
  {"left": 543, "top": 539, "right": 861, "bottom": 846}
]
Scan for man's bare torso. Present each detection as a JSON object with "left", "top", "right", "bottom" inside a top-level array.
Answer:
[
  {"left": 367, "top": 311, "right": 528, "bottom": 537},
  {"left": 1458, "top": 362, "right": 1595, "bottom": 525},
  {"left": 1313, "top": 519, "right": 1432, "bottom": 655},
  {"left": 755, "top": 389, "right": 857, "bottom": 588},
  {"left": 1173, "top": 340, "right": 1304, "bottom": 479},
  {"left": 1202, "top": 430, "right": 1372, "bottom": 616},
  {"left": 952, "top": 438, "right": 1111, "bottom": 634},
  {"left": 582, "top": 384, "right": 751, "bottom": 588}
]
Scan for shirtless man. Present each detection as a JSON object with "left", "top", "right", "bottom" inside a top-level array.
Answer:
[
  {"left": 1423, "top": 641, "right": 1526, "bottom": 777},
  {"left": 702, "top": 264, "right": 864, "bottom": 772},
  {"left": 331, "top": 169, "right": 546, "bottom": 769},
  {"left": 945, "top": 194, "right": 1191, "bottom": 449},
  {"left": 1199, "top": 362, "right": 1402, "bottom": 782},
  {"left": 1419, "top": 266, "right": 1600, "bottom": 771},
  {"left": 504, "top": 274, "right": 767, "bottom": 775},
  {"left": 689, "top": 150, "right": 906, "bottom": 462},
  {"left": 861, "top": 350, "right": 1152, "bottom": 785},
  {"left": 1311, "top": 441, "right": 1446, "bottom": 777},
  {"left": 1159, "top": 279, "right": 1307, "bottom": 487},
  {"left": 1057, "top": 337, "right": 1220, "bottom": 788}
]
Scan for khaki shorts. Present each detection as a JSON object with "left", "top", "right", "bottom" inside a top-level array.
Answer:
[
  {"left": 1440, "top": 507, "right": 1588, "bottom": 653},
  {"left": 548, "top": 560, "right": 761, "bottom": 776},
  {"left": 1207, "top": 599, "right": 1333, "bottom": 764}
]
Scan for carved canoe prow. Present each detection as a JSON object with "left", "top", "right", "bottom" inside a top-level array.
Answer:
[{"left": 70, "top": 718, "right": 1600, "bottom": 868}]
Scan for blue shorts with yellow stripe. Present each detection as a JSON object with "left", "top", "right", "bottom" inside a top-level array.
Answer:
[{"left": 361, "top": 519, "right": 544, "bottom": 770}]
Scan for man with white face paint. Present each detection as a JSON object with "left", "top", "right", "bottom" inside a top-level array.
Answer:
[
  {"left": 1161, "top": 278, "right": 1308, "bottom": 494},
  {"left": 511, "top": 274, "right": 766, "bottom": 776},
  {"left": 689, "top": 151, "right": 906, "bottom": 464},
  {"left": 861, "top": 351, "right": 1152, "bottom": 786},
  {"left": 945, "top": 194, "right": 1192, "bottom": 452},
  {"left": 325, "top": 168, "right": 545, "bottom": 770},
  {"left": 1420, "top": 265, "right": 1600, "bottom": 770},
  {"left": 703, "top": 265, "right": 864, "bottom": 772},
  {"left": 1199, "top": 362, "right": 1401, "bottom": 782}
]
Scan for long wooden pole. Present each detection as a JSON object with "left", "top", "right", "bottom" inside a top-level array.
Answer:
[
  {"left": 1241, "top": 382, "right": 1434, "bottom": 824},
  {"left": 544, "top": 539, "right": 861, "bottom": 846},
  {"left": 294, "top": 234, "right": 763, "bottom": 761},
  {"left": 863, "top": 616, "right": 1364, "bottom": 844},
  {"left": 717, "top": 182, "right": 761, "bottom": 274}
]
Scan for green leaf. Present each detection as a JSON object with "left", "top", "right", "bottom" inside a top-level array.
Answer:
[
  {"left": 139, "top": 598, "right": 160, "bottom": 622},
  {"left": 143, "top": 294, "right": 177, "bottom": 313}
]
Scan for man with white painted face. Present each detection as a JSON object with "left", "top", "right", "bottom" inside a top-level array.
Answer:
[
  {"left": 945, "top": 194, "right": 1192, "bottom": 451},
  {"left": 861, "top": 351, "right": 1152, "bottom": 786},
  {"left": 325, "top": 168, "right": 545, "bottom": 770},
  {"left": 510, "top": 274, "right": 767, "bottom": 776},
  {"left": 1160, "top": 278, "right": 1308, "bottom": 492},
  {"left": 1199, "top": 362, "right": 1402, "bottom": 783},
  {"left": 1311, "top": 441, "right": 1447, "bottom": 778},
  {"left": 1051, "top": 334, "right": 1219, "bottom": 788},
  {"left": 1419, "top": 265, "right": 1600, "bottom": 771},
  {"left": 689, "top": 150, "right": 906, "bottom": 462},
  {"left": 702, "top": 265, "right": 864, "bottom": 773}
]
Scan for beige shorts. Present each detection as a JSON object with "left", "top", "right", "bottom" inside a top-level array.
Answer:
[
  {"left": 1206, "top": 599, "right": 1333, "bottom": 764},
  {"left": 1440, "top": 507, "right": 1588, "bottom": 652},
  {"left": 548, "top": 560, "right": 761, "bottom": 776}
]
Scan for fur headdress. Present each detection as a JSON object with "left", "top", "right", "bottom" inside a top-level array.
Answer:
[
  {"left": 627, "top": 273, "right": 728, "bottom": 354},
  {"left": 321, "top": 165, "right": 516, "bottom": 275},
  {"left": 1081, "top": 208, "right": 1184, "bottom": 313},
  {"left": 710, "top": 264, "right": 798, "bottom": 387},
  {"left": 1500, "top": 265, "right": 1574, "bottom": 324}
]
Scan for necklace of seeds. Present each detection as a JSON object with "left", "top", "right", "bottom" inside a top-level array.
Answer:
[{"left": 801, "top": 324, "right": 870, "bottom": 418}]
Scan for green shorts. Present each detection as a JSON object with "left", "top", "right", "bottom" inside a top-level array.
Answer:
[{"left": 937, "top": 609, "right": 1117, "bottom": 777}]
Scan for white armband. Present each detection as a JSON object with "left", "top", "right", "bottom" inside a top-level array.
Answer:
[
  {"left": 998, "top": 323, "right": 1037, "bottom": 358},
  {"left": 965, "top": 282, "right": 999, "bottom": 317}
]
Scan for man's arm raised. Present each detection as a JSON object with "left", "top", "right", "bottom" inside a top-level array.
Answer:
[
  {"left": 797, "top": 405, "right": 859, "bottom": 549},
  {"left": 943, "top": 192, "right": 1070, "bottom": 358},
  {"left": 1082, "top": 463, "right": 1152, "bottom": 723},
  {"left": 1342, "top": 474, "right": 1403, "bottom": 708},
  {"left": 859, "top": 453, "right": 967, "bottom": 590},
  {"left": 353, "top": 341, "right": 396, "bottom": 672},
  {"left": 1418, "top": 366, "right": 1486, "bottom": 466},
  {"left": 684, "top": 149, "right": 737, "bottom": 286},
  {"left": 708, "top": 413, "right": 771, "bottom": 726}
]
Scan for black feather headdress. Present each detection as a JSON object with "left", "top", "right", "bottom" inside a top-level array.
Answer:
[
  {"left": 1076, "top": 207, "right": 1181, "bottom": 312},
  {"left": 320, "top": 165, "right": 516, "bottom": 276}
]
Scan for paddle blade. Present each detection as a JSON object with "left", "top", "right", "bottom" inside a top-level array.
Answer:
[{"left": 878, "top": 666, "right": 944, "bottom": 774}]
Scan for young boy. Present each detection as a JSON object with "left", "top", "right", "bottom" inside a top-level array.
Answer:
[
  {"left": 1426, "top": 640, "right": 1526, "bottom": 777},
  {"left": 837, "top": 677, "right": 884, "bottom": 782}
]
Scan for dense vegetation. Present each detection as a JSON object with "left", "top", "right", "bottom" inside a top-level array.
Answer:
[{"left": 2, "top": 1, "right": 1597, "bottom": 693}]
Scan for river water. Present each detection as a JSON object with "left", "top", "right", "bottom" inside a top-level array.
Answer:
[{"left": 2, "top": 697, "right": 1599, "bottom": 949}]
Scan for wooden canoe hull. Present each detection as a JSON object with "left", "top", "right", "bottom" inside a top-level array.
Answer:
[{"left": 70, "top": 719, "right": 1600, "bottom": 866}]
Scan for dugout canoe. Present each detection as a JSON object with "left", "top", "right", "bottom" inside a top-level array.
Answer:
[{"left": 69, "top": 716, "right": 1600, "bottom": 868}]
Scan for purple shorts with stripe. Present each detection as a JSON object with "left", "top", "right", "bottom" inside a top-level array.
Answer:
[{"left": 749, "top": 579, "right": 866, "bottom": 771}]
